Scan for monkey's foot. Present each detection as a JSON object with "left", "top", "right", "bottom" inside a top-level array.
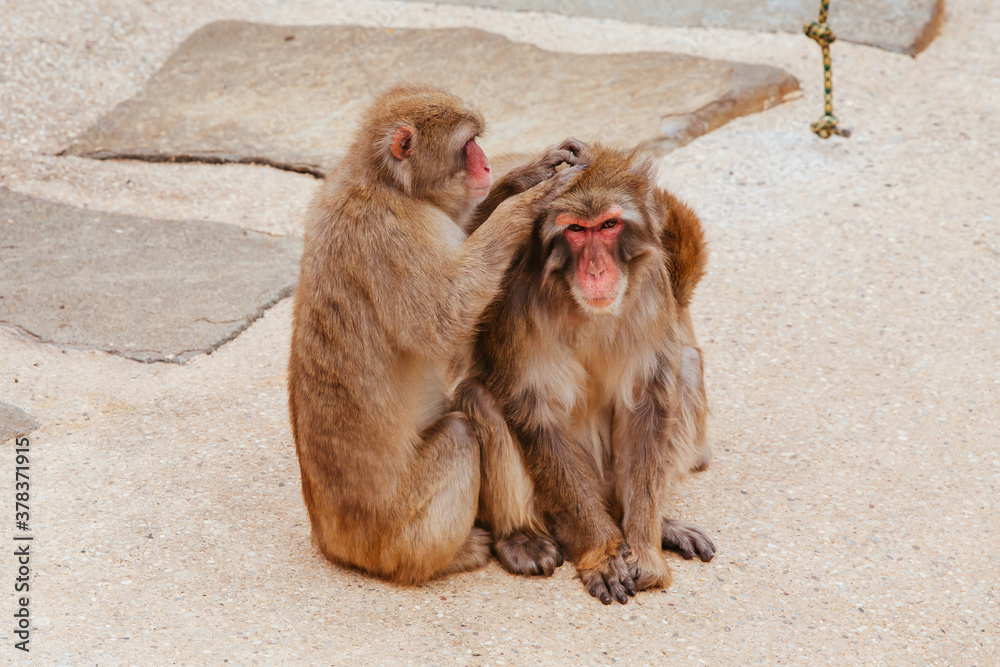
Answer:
[
  {"left": 577, "top": 539, "right": 636, "bottom": 605},
  {"left": 494, "top": 531, "right": 563, "bottom": 576},
  {"left": 443, "top": 527, "right": 492, "bottom": 576},
  {"left": 661, "top": 519, "right": 716, "bottom": 562},
  {"left": 624, "top": 544, "right": 673, "bottom": 591}
]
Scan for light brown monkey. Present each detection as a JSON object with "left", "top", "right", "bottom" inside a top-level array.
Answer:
[
  {"left": 457, "top": 143, "right": 715, "bottom": 603},
  {"left": 288, "top": 84, "right": 585, "bottom": 584}
]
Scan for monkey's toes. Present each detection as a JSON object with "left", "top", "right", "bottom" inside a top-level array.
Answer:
[
  {"left": 494, "top": 532, "right": 564, "bottom": 577},
  {"left": 661, "top": 519, "right": 716, "bottom": 562}
]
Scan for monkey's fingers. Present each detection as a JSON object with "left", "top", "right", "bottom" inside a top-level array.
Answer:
[
  {"left": 605, "top": 571, "right": 631, "bottom": 605},
  {"left": 583, "top": 572, "right": 615, "bottom": 605},
  {"left": 546, "top": 149, "right": 584, "bottom": 170},
  {"left": 616, "top": 560, "right": 638, "bottom": 598},
  {"left": 581, "top": 554, "right": 636, "bottom": 604},
  {"left": 661, "top": 519, "right": 716, "bottom": 562},
  {"left": 581, "top": 570, "right": 629, "bottom": 605},
  {"left": 545, "top": 138, "right": 585, "bottom": 168},
  {"left": 614, "top": 540, "right": 638, "bottom": 596},
  {"left": 534, "top": 163, "right": 588, "bottom": 204},
  {"left": 556, "top": 137, "right": 586, "bottom": 161}
]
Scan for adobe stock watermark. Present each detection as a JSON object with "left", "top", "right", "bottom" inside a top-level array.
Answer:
[{"left": 12, "top": 436, "right": 33, "bottom": 652}]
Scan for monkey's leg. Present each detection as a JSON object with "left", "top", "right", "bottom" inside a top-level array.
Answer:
[
  {"left": 454, "top": 380, "right": 563, "bottom": 576},
  {"left": 385, "top": 412, "right": 491, "bottom": 584},
  {"left": 658, "top": 347, "right": 716, "bottom": 563},
  {"left": 612, "top": 376, "right": 676, "bottom": 592},
  {"left": 517, "top": 424, "right": 636, "bottom": 605}
]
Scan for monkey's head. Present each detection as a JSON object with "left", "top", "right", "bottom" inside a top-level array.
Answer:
[
  {"left": 360, "top": 84, "right": 492, "bottom": 212},
  {"left": 538, "top": 144, "right": 664, "bottom": 316}
]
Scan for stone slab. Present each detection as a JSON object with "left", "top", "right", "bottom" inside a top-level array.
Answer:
[
  {"left": 0, "top": 188, "right": 301, "bottom": 363},
  {"left": 0, "top": 400, "right": 37, "bottom": 444},
  {"left": 398, "top": 0, "right": 945, "bottom": 55},
  {"left": 63, "top": 22, "right": 799, "bottom": 176}
]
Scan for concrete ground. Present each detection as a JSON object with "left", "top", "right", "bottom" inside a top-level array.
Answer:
[{"left": 1, "top": 0, "right": 998, "bottom": 664}]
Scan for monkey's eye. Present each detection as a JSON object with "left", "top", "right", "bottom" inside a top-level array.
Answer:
[
  {"left": 600, "top": 219, "right": 619, "bottom": 230},
  {"left": 567, "top": 224, "right": 586, "bottom": 233}
]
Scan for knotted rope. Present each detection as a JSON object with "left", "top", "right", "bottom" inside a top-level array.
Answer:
[{"left": 804, "top": 0, "right": 851, "bottom": 138}]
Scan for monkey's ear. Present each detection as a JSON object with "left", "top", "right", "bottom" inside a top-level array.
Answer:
[{"left": 389, "top": 125, "right": 417, "bottom": 160}]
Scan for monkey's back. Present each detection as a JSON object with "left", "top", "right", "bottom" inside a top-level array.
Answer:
[{"left": 288, "top": 178, "right": 454, "bottom": 519}]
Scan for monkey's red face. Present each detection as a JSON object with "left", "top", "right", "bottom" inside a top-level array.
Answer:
[
  {"left": 464, "top": 138, "right": 492, "bottom": 199},
  {"left": 555, "top": 206, "right": 626, "bottom": 311}
]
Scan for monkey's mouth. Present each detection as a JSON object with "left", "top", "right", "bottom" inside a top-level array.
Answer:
[
  {"left": 573, "top": 288, "right": 625, "bottom": 314},
  {"left": 468, "top": 186, "right": 490, "bottom": 199},
  {"left": 584, "top": 296, "right": 616, "bottom": 308}
]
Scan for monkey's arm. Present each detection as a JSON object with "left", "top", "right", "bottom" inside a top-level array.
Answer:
[
  {"left": 466, "top": 138, "right": 586, "bottom": 235},
  {"left": 515, "top": 422, "right": 636, "bottom": 605},
  {"left": 465, "top": 172, "right": 526, "bottom": 236},
  {"left": 410, "top": 166, "right": 587, "bottom": 358},
  {"left": 427, "top": 200, "right": 538, "bottom": 355}
]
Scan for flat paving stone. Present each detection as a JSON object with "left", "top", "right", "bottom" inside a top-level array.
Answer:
[
  {"left": 0, "top": 188, "right": 301, "bottom": 363},
  {"left": 398, "top": 0, "right": 945, "bottom": 55},
  {"left": 0, "top": 399, "right": 37, "bottom": 444},
  {"left": 62, "top": 22, "right": 799, "bottom": 176}
]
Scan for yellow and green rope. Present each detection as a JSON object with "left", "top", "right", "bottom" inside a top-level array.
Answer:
[{"left": 804, "top": 0, "right": 851, "bottom": 138}]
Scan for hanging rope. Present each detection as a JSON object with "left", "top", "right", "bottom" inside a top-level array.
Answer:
[{"left": 804, "top": 0, "right": 851, "bottom": 138}]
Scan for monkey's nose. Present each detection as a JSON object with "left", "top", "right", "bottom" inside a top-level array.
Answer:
[{"left": 588, "top": 262, "right": 604, "bottom": 278}]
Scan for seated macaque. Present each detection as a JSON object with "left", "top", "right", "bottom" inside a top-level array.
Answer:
[
  {"left": 457, "top": 143, "right": 715, "bottom": 603},
  {"left": 289, "top": 84, "right": 587, "bottom": 584}
]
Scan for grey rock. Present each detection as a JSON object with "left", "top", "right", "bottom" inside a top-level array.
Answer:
[
  {"left": 63, "top": 22, "right": 799, "bottom": 176},
  {"left": 395, "top": 0, "right": 945, "bottom": 55},
  {"left": 0, "top": 400, "right": 37, "bottom": 444},
  {"left": 0, "top": 188, "right": 301, "bottom": 363}
]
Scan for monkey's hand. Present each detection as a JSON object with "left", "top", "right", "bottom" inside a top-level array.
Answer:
[
  {"left": 521, "top": 162, "right": 588, "bottom": 212},
  {"left": 489, "top": 164, "right": 588, "bottom": 243},
  {"left": 466, "top": 144, "right": 586, "bottom": 235},
  {"left": 661, "top": 519, "right": 716, "bottom": 562},
  {"left": 576, "top": 539, "right": 636, "bottom": 605},
  {"left": 624, "top": 544, "right": 673, "bottom": 591},
  {"left": 509, "top": 137, "right": 586, "bottom": 193}
]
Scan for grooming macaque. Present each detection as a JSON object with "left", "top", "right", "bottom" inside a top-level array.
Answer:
[
  {"left": 458, "top": 144, "right": 715, "bottom": 604},
  {"left": 288, "top": 84, "right": 585, "bottom": 584}
]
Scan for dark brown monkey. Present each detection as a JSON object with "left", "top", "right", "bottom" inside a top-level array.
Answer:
[
  {"left": 458, "top": 143, "right": 715, "bottom": 603},
  {"left": 288, "top": 84, "right": 584, "bottom": 584}
]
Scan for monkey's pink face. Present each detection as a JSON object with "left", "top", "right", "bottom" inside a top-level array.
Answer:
[
  {"left": 556, "top": 206, "right": 626, "bottom": 312},
  {"left": 464, "top": 139, "right": 492, "bottom": 199}
]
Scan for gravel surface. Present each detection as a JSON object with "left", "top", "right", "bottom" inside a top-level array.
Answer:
[{"left": 1, "top": 0, "right": 997, "bottom": 664}]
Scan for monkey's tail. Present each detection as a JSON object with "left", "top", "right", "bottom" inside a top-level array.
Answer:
[{"left": 657, "top": 188, "right": 707, "bottom": 308}]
